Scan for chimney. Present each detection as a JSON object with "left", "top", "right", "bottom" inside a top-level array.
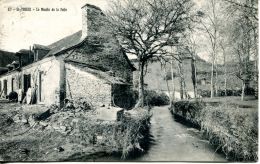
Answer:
[{"left": 81, "top": 4, "right": 104, "bottom": 40}]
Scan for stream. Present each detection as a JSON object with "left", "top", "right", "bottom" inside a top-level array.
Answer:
[{"left": 88, "top": 106, "right": 227, "bottom": 162}]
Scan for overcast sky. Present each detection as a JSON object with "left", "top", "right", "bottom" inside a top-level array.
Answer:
[
  {"left": 0, "top": 0, "right": 208, "bottom": 60},
  {"left": 0, "top": 0, "right": 109, "bottom": 52}
]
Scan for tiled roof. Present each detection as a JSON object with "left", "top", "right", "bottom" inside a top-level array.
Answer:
[
  {"left": 45, "top": 30, "right": 83, "bottom": 57},
  {"left": 43, "top": 30, "right": 136, "bottom": 71},
  {"left": 33, "top": 44, "right": 51, "bottom": 51}
]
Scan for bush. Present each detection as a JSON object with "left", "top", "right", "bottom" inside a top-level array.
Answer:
[
  {"left": 171, "top": 101, "right": 258, "bottom": 161},
  {"left": 199, "top": 105, "right": 258, "bottom": 161},
  {"left": 145, "top": 90, "right": 170, "bottom": 106},
  {"left": 170, "top": 100, "right": 205, "bottom": 127},
  {"left": 198, "top": 89, "right": 243, "bottom": 97},
  {"left": 133, "top": 90, "right": 170, "bottom": 106},
  {"left": 198, "top": 89, "right": 211, "bottom": 97},
  {"left": 8, "top": 91, "right": 18, "bottom": 102}
]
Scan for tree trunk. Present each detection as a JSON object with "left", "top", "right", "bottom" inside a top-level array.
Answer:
[
  {"left": 171, "top": 57, "right": 175, "bottom": 101},
  {"left": 183, "top": 79, "right": 188, "bottom": 99},
  {"left": 191, "top": 58, "right": 197, "bottom": 98},
  {"left": 178, "top": 62, "right": 184, "bottom": 99},
  {"left": 178, "top": 61, "right": 188, "bottom": 99},
  {"left": 210, "top": 56, "right": 215, "bottom": 98},
  {"left": 241, "top": 80, "right": 245, "bottom": 101},
  {"left": 135, "top": 62, "right": 145, "bottom": 108},
  {"left": 223, "top": 49, "right": 227, "bottom": 96},
  {"left": 163, "top": 63, "right": 172, "bottom": 106},
  {"left": 215, "top": 64, "right": 218, "bottom": 96}
]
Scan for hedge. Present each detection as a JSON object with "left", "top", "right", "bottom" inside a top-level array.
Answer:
[{"left": 170, "top": 101, "right": 258, "bottom": 161}]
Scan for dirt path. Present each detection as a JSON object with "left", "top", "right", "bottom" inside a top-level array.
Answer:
[{"left": 133, "top": 106, "right": 227, "bottom": 162}]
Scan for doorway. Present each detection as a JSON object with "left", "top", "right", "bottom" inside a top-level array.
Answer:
[
  {"left": 23, "top": 74, "right": 31, "bottom": 93},
  {"left": 3, "top": 80, "right": 7, "bottom": 96},
  {"left": 38, "top": 72, "right": 43, "bottom": 102},
  {"left": 11, "top": 78, "right": 15, "bottom": 92}
]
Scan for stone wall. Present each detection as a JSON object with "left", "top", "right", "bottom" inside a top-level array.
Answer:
[{"left": 65, "top": 63, "right": 112, "bottom": 107}]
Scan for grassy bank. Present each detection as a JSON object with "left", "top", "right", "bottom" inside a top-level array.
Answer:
[
  {"left": 0, "top": 102, "right": 151, "bottom": 161},
  {"left": 170, "top": 97, "right": 258, "bottom": 161}
]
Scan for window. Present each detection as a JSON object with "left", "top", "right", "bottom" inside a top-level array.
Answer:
[{"left": 24, "top": 74, "right": 31, "bottom": 93}]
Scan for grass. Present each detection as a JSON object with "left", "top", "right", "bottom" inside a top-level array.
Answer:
[
  {"left": 202, "top": 96, "right": 258, "bottom": 108},
  {"left": 0, "top": 101, "right": 151, "bottom": 161},
  {"left": 171, "top": 96, "right": 258, "bottom": 161}
]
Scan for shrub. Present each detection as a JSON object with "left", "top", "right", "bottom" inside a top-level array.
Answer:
[
  {"left": 133, "top": 90, "right": 170, "bottom": 106},
  {"left": 145, "top": 90, "right": 170, "bottom": 106},
  {"left": 171, "top": 100, "right": 258, "bottom": 161},
  {"left": 170, "top": 100, "right": 205, "bottom": 127},
  {"left": 119, "top": 108, "right": 151, "bottom": 158},
  {"left": 199, "top": 105, "right": 258, "bottom": 161},
  {"left": 198, "top": 89, "right": 243, "bottom": 97},
  {"left": 197, "top": 89, "right": 211, "bottom": 97},
  {"left": 8, "top": 91, "right": 18, "bottom": 102}
]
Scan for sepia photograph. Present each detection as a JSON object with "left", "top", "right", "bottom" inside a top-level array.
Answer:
[{"left": 0, "top": 0, "right": 258, "bottom": 162}]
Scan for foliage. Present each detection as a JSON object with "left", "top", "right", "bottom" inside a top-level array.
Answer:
[
  {"left": 171, "top": 100, "right": 205, "bottom": 126},
  {"left": 197, "top": 89, "right": 243, "bottom": 97},
  {"left": 133, "top": 90, "right": 170, "bottom": 106},
  {"left": 145, "top": 91, "right": 170, "bottom": 106},
  {"left": 107, "top": 0, "right": 195, "bottom": 107},
  {"left": 200, "top": 105, "right": 258, "bottom": 161},
  {"left": 119, "top": 108, "right": 151, "bottom": 158},
  {"left": 0, "top": 102, "right": 151, "bottom": 160},
  {"left": 170, "top": 100, "right": 258, "bottom": 161}
]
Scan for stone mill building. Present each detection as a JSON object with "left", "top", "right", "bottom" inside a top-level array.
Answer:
[{"left": 0, "top": 4, "right": 136, "bottom": 108}]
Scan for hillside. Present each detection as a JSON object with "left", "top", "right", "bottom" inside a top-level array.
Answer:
[
  {"left": 131, "top": 56, "right": 242, "bottom": 95},
  {"left": 0, "top": 50, "right": 17, "bottom": 67}
]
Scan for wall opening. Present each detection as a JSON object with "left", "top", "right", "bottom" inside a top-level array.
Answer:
[
  {"left": 11, "top": 78, "right": 15, "bottom": 92},
  {"left": 23, "top": 74, "right": 31, "bottom": 93},
  {"left": 38, "top": 72, "right": 43, "bottom": 102},
  {"left": 3, "top": 80, "right": 7, "bottom": 96}
]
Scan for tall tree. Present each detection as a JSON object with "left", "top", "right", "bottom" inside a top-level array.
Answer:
[
  {"left": 223, "top": 0, "right": 258, "bottom": 100},
  {"left": 198, "top": 0, "right": 221, "bottom": 98},
  {"left": 220, "top": 42, "right": 227, "bottom": 96},
  {"left": 107, "top": 0, "right": 194, "bottom": 107}
]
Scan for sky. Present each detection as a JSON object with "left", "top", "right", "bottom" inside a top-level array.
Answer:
[
  {"left": 0, "top": 0, "right": 208, "bottom": 60},
  {"left": 0, "top": 0, "right": 109, "bottom": 52}
]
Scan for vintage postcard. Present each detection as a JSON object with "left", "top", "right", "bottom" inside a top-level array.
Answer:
[{"left": 0, "top": 0, "right": 258, "bottom": 162}]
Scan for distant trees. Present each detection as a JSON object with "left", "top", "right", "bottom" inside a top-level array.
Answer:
[
  {"left": 107, "top": 0, "right": 195, "bottom": 107},
  {"left": 196, "top": 0, "right": 258, "bottom": 100},
  {"left": 198, "top": 0, "right": 222, "bottom": 98},
  {"left": 223, "top": 0, "right": 258, "bottom": 100}
]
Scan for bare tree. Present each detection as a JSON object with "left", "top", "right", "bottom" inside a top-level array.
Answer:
[
  {"left": 170, "top": 55, "right": 176, "bottom": 101},
  {"left": 223, "top": 0, "right": 258, "bottom": 100},
  {"left": 220, "top": 42, "right": 227, "bottom": 96},
  {"left": 107, "top": 0, "right": 194, "bottom": 107},
  {"left": 198, "top": 0, "right": 221, "bottom": 98}
]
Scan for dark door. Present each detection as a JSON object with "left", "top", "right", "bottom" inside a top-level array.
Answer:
[
  {"left": 11, "top": 78, "right": 15, "bottom": 92},
  {"left": 3, "top": 80, "right": 7, "bottom": 95},
  {"left": 23, "top": 74, "right": 31, "bottom": 93},
  {"left": 39, "top": 72, "right": 43, "bottom": 102}
]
